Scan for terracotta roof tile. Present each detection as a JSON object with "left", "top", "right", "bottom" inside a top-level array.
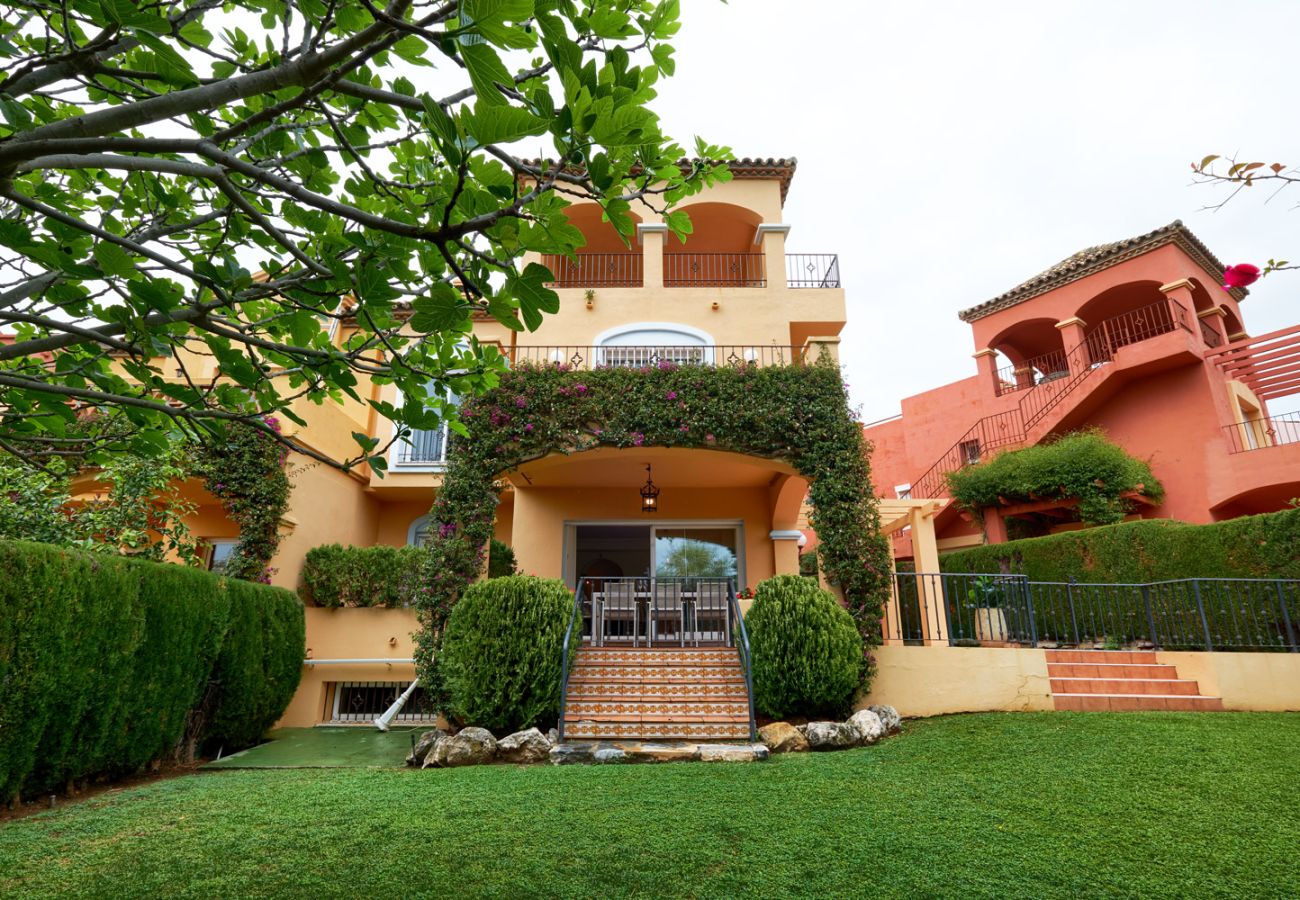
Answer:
[{"left": 958, "top": 220, "right": 1246, "bottom": 322}]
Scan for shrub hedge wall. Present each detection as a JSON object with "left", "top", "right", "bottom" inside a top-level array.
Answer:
[
  {"left": 302, "top": 539, "right": 518, "bottom": 608},
  {"left": 940, "top": 508, "right": 1300, "bottom": 582},
  {"left": 0, "top": 541, "right": 304, "bottom": 803}
]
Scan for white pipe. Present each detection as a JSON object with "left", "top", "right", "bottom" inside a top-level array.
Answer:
[
  {"left": 373, "top": 679, "right": 420, "bottom": 732},
  {"left": 302, "top": 658, "right": 415, "bottom": 666}
]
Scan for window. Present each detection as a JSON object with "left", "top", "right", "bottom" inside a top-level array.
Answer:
[
  {"left": 331, "top": 682, "right": 438, "bottom": 723},
  {"left": 408, "top": 515, "right": 432, "bottom": 547},
  {"left": 894, "top": 483, "right": 912, "bottom": 500},
  {"left": 595, "top": 324, "right": 714, "bottom": 368},
  {"left": 204, "top": 539, "right": 239, "bottom": 573},
  {"left": 652, "top": 527, "right": 739, "bottom": 580},
  {"left": 394, "top": 384, "right": 458, "bottom": 467},
  {"left": 960, "top": 439, "right": 981, "bottom": 466}
]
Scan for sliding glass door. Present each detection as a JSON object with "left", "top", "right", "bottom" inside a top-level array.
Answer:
[{"left": 652, "top": 527, "right": 739, "bottom": 580}]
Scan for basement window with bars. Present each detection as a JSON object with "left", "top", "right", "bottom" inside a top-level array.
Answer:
[{"left": 330, "top": 682, "right": 439, "bottom": 724}]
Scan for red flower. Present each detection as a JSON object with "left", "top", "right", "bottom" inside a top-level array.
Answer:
[{"left": 1223, "top": 263, "right": 1260, "bottom": 289}]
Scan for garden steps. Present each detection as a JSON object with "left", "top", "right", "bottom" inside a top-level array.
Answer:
[
  {"left": 1046, "top": 650, "right": 1223, "bottom": 712},
  {"left": 563, "top": 646, "right": 754, "bottom": 741}
]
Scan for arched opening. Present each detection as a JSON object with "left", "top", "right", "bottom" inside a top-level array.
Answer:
[
  {"left": 988, "top": 318, "right": 1068, "bottom": 393},
  {"left": 544, "top": 203, "right": 644, "bottom": 287},
  {"left": 1187, "top": 277, "right": 1217, "bottom": 313},
  {"left": 593, "top": 322, "right": 715, "bottom": 367},
  {"left": 665, "top": 201, "right": 765, "bottom": 287},
  {"left": 1222, "top": 306, "right": 1245, "bottom": 340},
  {"left": 1075, "top": 281, "right": 1179, "bottom": 354}
]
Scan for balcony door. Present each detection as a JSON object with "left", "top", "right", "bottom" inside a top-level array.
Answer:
[{"left": 567, "top": 520, "right": 742, "bottom": 587}]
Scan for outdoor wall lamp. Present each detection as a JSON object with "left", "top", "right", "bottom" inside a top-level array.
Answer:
[{"left": 640, "top": 464, "right": 660, "bottom": 513}]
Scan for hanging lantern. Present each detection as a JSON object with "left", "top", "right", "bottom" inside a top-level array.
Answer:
[{"left": 640, "top": 464, "right": 660, "bottom": 513}]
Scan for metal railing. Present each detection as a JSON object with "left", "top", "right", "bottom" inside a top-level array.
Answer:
[
  {"left": 574, "top": 576, "right": 741, "bottom": 648},
  {"left": 508, "top": 344, "right": 806, "bottom": 370},
  {"left": 994, "top": 350, "right": 1070, "bottom": 397},
  {"left": 727, "top": 582, "right": 759, "bottom": 741},
  {"left": 1199, "top": 318, "right": 1225, "bottom": 348},
  {"left": 541, "top": 252, "right": 643, "bottom": 287},
  {"left": 786, "top": 253, "right": 840, "bottom": 288},
  {"left": 664, "top": 252, "right": 765, "bottom": 287},
  {"left": 556, "top": 580, "right": 586, "bottom": 742},
  {"left": 395, "top": 427, "right": 447, "bottom": 464},
  {"left": 909, "top": 410, "right": 1025, "bottom": 500},
  {"left": 1222, "top": 410, "right": 1300, "bottom": 453},
  {"left": 890, "top": 572, "right": 1300, "bottom": 651}
]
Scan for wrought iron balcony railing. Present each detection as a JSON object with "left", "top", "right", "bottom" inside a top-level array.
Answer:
[
  {"left": 394, "top": 426, "right": 448, "bottom": 465},
  {"left": 786, "top": 253, "right": 841, "bottom": 288},
  {"left": 1222, "top": 410, "right": 1300, "bottom": 454},
  {"left": 509, "top": 344, "right": 808, "bottom": 370},
  {"left": 663, "top": 252, "right": 765, "bottom": 287},
  {"left": 541, "top": 252, "right": 643, "bottom": 288}
]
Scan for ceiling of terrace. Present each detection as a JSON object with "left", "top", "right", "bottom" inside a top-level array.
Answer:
[{"left": 506, "top": 446, "right": 799, "bottom": 489}]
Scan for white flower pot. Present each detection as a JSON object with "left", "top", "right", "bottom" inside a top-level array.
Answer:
[{"left": 974, "top": 607, "right": 1009, "bottom": 644}]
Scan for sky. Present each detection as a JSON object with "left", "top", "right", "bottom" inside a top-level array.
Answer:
[{"left": 651, "top": 0, "right": 1299, "bottom": 422}]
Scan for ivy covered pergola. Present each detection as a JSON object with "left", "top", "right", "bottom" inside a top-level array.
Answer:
[{"left": 413, "top": 353, "right": 893, "bottom": 685}]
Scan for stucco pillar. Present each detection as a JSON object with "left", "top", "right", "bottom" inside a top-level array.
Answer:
[
  {"left": 804, "top": 335, "right": 841, "bottom": 364},
  {"left": 973, "top": 348, "right": 1001, "bottom": 395},
  {"left": 882, "top": 563, "right": 904, "bottom": 645},
  {"left": 1055, "top": 316, "right": 1088, "bottom": 376},
  {"left": 637, "top": 223, "right": 667, "bottom": 289},
  {"left": 910, "top": 504, "right": 948, "bottom": 645},
  {"left": 1159, "top": 278, "right": 1197, "bottom": 331},
  {"left": 1197, "top": 307, "right": 1229, "bottom": 345},
  {"left": 754, "top": 223, "right": 791, "bottom": 289},
  {"left": 769, "top": 529, "right": 802, "bottom": 576},
  {"left": 983, "top": 506, "right": 1008, "bottom": 544}
]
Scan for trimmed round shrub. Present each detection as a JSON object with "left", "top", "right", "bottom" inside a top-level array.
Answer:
[
  {"left": 747, "top": 574, "right": 864, "bottom": 720},
  {"left": 437, "top": 575, "right": 574, "bottom": 734}
]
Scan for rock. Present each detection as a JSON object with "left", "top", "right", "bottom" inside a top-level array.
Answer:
[
  {"left": 700, "top": 743, "right": 768, "bottom": 762},
  {"left": 868, "top": 704, "right": 902, "bottom": 735},
  {"left": 421, "top": 734, "right": 450, "bottom": 769},
  {"left": 622, "top": 743, "right": 700, "bottom": 764},
  {"left": 549, "top": 743, "right": 594, "bottom": 765},
  {"left": 407, "top": 728, "right": 448, "bottom": 767},
  {"left": 433, "top": 727, "right": 497, "bottom": 767},
  {"left": 758, "top": 722, "right": 810, "bottom": 754},
  {"left": 799, "top": 721, "right": 858, "bottom": 750},
  {"left": 846, "top": 709, "right": 885, "bottom": 746},
  {"left": 546, "top": 728, "right": 560, "bottom": 745},
  {"left": 592, "top": 747, "right": 627, "bottom": 764},
  {"left": 497, "top": 728, "right": 551, "bottom": 764}
]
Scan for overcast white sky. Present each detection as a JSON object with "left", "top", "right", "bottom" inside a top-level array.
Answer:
[{"left": 652, "top": 0, "right": 1299, "bottom": 421}]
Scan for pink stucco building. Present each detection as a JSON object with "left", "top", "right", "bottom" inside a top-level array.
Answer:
[{"left": 864, "top": 221, "right": 1300, "bottom": 558}]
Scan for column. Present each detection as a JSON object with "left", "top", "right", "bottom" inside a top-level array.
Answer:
[
  {"left": 803, "top": 335, "right": 841, "bottom": 364},
  {"left": 637, "top": 223, "right": 667, "bottom": 289},
  {"left": 972, "top": 348, "right": 1001, "bottom": 395},
  {"left": 1159, "top": 278, "right": 1197, "bottom": 330},
  {"left": 1055, "top": 316, "right": 1088, "bottom": 376},
  {"left": 769, "top": 529, "right": 802, "bottom": 576},
  {"left": 983, "top": 506, "right": 1008, "bottom": 544},
  {"left": 911, "top": 504, "right": 949, "bottom": 645},
  {"left": 1197, "top": 307, "right": 1229, "bottom": 345},
  {"left": 753, "top": 223, "right": 791, "bottom": 289}
]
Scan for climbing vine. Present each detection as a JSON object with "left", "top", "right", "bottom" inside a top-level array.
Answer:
[
  {"left": 190, "top": 420, "right": 292, "bottom": 583},
  {"left": 415, "top": 353, "right": 893, "bottom": 687}
]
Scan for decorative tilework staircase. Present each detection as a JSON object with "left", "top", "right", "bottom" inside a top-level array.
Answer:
[
  {"left": 1048, "top": 650, "right": 1224, "bottom": 711},
  {"left": 563, "top": 646, "right": 754, "bottom": 741}
]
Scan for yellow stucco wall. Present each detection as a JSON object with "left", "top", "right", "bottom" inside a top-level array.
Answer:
[
  {"left": 859, "top": 646, "right": 1054, "bottom": 717},
  {"left": 1157, "top": 651, "right": 1300, "bottom": 712},
  {"left": 270, "top": 461, "right": 379, "bottom": 590}
]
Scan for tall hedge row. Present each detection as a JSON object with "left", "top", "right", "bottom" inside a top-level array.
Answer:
[
  {"left": 302, "top": 539, "right": 518, "bottom": 608},
  {"left": 0, "top": 541, "right": 304, "bottom": 803},
  {"left": 940, "top": 508, "right": 1300, "bottom": 582}
]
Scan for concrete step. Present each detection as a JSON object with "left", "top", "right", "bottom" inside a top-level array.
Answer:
[
  {"left": 1050, "top": 677, "right": 1202, "bottom": 696},
  {"left": 1047, "top": 662, "right": 1180, "bottom": 679},
  {"left": 1053, "top": 693, "right": 1225, "bottom": 712}
]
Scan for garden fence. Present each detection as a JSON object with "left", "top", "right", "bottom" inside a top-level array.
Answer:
[{"left": 890, "top": 572, "right": 1300, "bottom": 652}]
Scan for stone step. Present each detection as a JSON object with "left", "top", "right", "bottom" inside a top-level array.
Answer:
[
  {"left": 1047, "top": 662, "right": 1180, "bottom": 679},
  {"left": 550, "top": 741, "right": 769, "bottom": 765},
  {"left": 564, "top": 720, "right": 753, "bottom": 741},
  {"left": 1050, "top": 677, "right": 1202, "bottom": 696},
  {"left": 1053, "top": 693, "right": 1225, "bottom": 712},
  {"left": 1045, "top": 650, "right": 1159, "bottom": 664}
]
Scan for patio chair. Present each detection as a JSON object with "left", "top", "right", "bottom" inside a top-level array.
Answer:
[
  {"left": 692, "top": 580, "right": 731, "bottom": 646},
  {"left": 651, "top": 580, "right": 685, "bottom": 647},
  {"left": 598, "top": 580, "right": 639, "bottom": 647}
]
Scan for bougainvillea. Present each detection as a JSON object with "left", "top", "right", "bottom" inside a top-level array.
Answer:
[
  {"left": 414, "top": 352, "right": 893, "bottom": 689},
  {"left": 190, "top": 421, "right": 291, "bottom": 582}
]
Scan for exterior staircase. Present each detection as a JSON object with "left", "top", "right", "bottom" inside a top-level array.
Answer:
[
  {"left": 562, "top": 646, "right": 755, "bottom": 741},
  {"left": 1047, "top": 650, "right": 1224, "bottom": 711}
]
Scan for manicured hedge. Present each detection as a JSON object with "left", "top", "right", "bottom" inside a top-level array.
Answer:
[
  {"left": 0, "top": 541, "right": 304, "bottom": 803},
  {"left": 303, "top": 540, "right": 518, "bottom": 607},
  {"left": 747, "top": 574, "right": 865, "bottom": 720},
  {"left": 940, "top": 508, "right": 1300, "bottom": 582},
  {"left": 436, "top": 576, "right": 574, "bottom": 733}
]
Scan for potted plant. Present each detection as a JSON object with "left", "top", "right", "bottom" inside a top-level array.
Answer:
[{"left": 967, "top": 575, "right": 1010, "bottom": 644}]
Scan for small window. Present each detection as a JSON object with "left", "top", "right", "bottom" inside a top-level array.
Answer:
[
  {"left": 331, "top": 682, "right": 438, "bottom": 724},
  {"left": 894, "top": 483, "right": 912, "bottom": 500},
  {"left": 960, "top": 439, "right": 981, "bottom": 466},
  {"left": 408, "top": 515, "right": 432, "bottom": 547},
  {"left": 395, "top": 385, "right": 458, "bottom": 467},
  {"left": 204, "top": 539, "right": 240, "bottom": 573}
]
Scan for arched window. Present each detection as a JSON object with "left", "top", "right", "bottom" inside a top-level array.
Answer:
[
  {"left": 593, "top": 322, "right": 715, "bottom": 367},
  {"left": 407, "top": 514, "right": 432, "bottom": 547}
]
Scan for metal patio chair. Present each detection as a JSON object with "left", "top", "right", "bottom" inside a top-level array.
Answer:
[
  {"left": 692, "top": 580, "right": 731, "bottom": 646},
  {"left": 651, "top": 580, "right": 685, "bottom": 647},
  {"left": 598, "top": 580, "right": 639, "bottom": 646}
]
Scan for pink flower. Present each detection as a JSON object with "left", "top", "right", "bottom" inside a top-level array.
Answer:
[
  {"left": 1224, "top": 263, "right": 1260, "bottom": 289},
  {"left": 679, "top": 425, "right": 689, "bottom": 432},
  {"left": 631, "top": 432, "right": 645, "bottom": 446},
  {"left": 515, "top": 396, "right": 527, "bottom": 408},
  {"left": 574, "top": 383, "right": 588, "bottom": 395},
  {"left": 524, "top": 423, "right": 534, "bottom": 432},
  {"left": 666, "top": 390, "right": 677, "bottom": 400}
]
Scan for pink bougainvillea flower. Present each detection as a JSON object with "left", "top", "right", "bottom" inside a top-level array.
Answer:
[{"left": 1223, "top": 263, "right": 1261, "bottom": 289}]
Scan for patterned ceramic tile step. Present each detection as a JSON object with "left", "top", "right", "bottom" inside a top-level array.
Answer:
[
  {"left": 1053, "top": 693, "right": 1224, "bottom": 712},
  {"left": 1045, "top": 650, "right": 1159, "bottom": 664},
  {"left": 1050, "top": 678, "right": 1202, "bottom": 695},
  {"left": 567, "top": 683, "right": 749, "bottom": 701},
  {"left": 565, "top": 700, "right": 748, "bottom": 720},
  {"left": 564, "top": 720, "right": 753, "bottom": 741},
  {"left": 575, "top": 649, "right": 740, "bottom": 667},
  {"left": 1046, "top": 663, "right": 1180, "bottom": 679}
]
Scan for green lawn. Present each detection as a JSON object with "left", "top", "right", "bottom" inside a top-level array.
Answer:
[{"left": 2, "top": 713, "right": 1297, "bottom": 898}]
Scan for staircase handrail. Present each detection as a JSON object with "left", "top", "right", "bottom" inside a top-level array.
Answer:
[
  {"left": 727, "top": 578, "right": 758, "bottom": 742},
  {"left": 556, "top": 578, "right": 586, "bottom": 742}
]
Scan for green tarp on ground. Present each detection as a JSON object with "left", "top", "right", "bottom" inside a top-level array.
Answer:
[{"left": 203, "top": 727, "right": 420, "bottom": 769}]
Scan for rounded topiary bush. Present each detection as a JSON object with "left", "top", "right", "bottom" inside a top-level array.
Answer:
[
  {"left": 436, "top": 575, "right": 574, "bottom": 734},
  {"left": 747, "top": 574, "right": 864, "bottom": 720}
]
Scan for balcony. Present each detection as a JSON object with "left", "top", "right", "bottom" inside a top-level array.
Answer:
[
  {"left": 540, "top": 251, "right": 839, "bottom": 289},
  {"left": 394, "top": 426, "right": 448, "bottom": 466},
  {"left": 1222, "top": 411, "right": 1300, "bottom": 454},
  {"left": 509, "top": 344, "right": 810, "bottom": 370}
]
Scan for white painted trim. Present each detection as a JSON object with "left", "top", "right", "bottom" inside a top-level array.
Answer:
[
  {"left": 636, "top": 223, "right": 669, "bottom": 245},
  {"left": 592, "top": 321, "right": 716, "bottom": 347},
  {"left": 752, "top": 223, "right": 791, "bottom": 245},
  {"left": 769, "top": 529, "right": 803, "bottom": 541}
]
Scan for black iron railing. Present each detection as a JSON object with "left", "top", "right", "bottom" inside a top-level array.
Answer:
[
  {"left": 890, "top": 572, "right": 1300, "bottom": 652},
  {"left": 786, "top": 253, "right": 840, "bottom": 288},
  {"left": 541, "top": 252, "right": 643, "bottom": 287},
  {"left": 727, "top": 580, "right": 758, "bottom": 741},
  {"left": 664, "top": 252, "right": 765, "bottom": 287},
  {"left": 575, "top": 576, "right": 740, "bottom": 648},
  {"left": 556, "top": 580, "right": 587, "bottom": 742},
  {"left": 1221, "top": 411, "right": 1300, "bottom": 453},
  {"left": 509, "top": 344, "right": 806, "bottom": 370}
]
